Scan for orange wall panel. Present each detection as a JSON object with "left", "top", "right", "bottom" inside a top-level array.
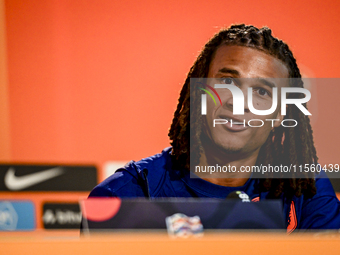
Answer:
[
  {"left": 4, "top": 0, "right": 340, "bottom": 170},
  {"left": 0, "top": 0, "right": 10, "bottom": 161}
]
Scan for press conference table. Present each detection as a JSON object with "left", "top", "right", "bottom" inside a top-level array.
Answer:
[{"left": 1, "top": 231, "right": 340, "bottom": 255}]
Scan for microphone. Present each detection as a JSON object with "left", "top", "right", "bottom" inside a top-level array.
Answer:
[{"left": 226, "top": 191, "right": 250, "bottom": 202}]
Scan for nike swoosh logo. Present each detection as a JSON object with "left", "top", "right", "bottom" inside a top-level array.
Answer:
[{"left": 4, "top": 167, "right": 65, "bottom": 191}]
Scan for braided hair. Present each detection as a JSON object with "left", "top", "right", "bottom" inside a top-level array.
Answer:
[{"left": 168, "top": 24, "right": 317, "bottom": 199}]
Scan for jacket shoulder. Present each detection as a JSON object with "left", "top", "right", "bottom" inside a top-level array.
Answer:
[
  {"left": 89, "top": 147, "right": 172, "bottom": 198},
  {"left": 88, "top": 166, "right": 144, "bottom": 197}
]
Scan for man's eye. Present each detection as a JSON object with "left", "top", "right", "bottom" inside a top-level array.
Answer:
[
  {"left": 256, "top": 88, "right": 270, "bottom": 96},
  {"left": 220, "top": 78, "right": 234, "bottom": 84}
]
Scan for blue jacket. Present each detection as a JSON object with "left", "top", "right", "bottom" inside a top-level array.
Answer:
[{"left": 89, "top": 147, "right": 340, "bottom": 231}]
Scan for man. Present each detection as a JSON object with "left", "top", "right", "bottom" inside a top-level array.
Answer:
[{"left": 89, "top": 24, "right": 340, "bottom": 231}]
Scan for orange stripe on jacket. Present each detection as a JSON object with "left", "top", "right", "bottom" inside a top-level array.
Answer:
[{"left": 287, "top": 201, "right": 297, "bottom": 234}]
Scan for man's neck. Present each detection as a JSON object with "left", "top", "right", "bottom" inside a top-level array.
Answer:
[
  {"left": 201, "top": 177, "right": 250, "bottom": 187},
  {"left": 196, "top": 146, "right": 259, "bottom": 187}
]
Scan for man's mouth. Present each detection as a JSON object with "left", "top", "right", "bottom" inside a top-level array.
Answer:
[{"left": 217, "top": 116, "right": 249, "bottom": 131}]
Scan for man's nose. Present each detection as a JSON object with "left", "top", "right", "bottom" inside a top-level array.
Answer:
[{"left": 223, "top": 88, "right": 250, "bottom": 113}]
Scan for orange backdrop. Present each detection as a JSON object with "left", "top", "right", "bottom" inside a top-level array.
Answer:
[{"left": 2, "top": 0, "right": 340, "bottom": 176}]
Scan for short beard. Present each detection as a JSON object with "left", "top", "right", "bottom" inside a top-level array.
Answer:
[{"left": 199, "top": 132, "right": 245, "bottom": 165}]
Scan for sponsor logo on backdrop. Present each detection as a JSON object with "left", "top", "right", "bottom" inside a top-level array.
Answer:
[
  {"left": 42, "top": 203, "right": 82, "bottom": 229},
  {"left": 0, "top": 202, "right": 18, "bottom": 230},
  {"left": 0, "top": 164, "right": 98, "bottom": 191},
  {"left": 4, "top": 167, "right": 64, "bottom": 190},
  {"left": 0, "top": 200, "right": 35, "bottom": 231},
  {"left": 104, "top": 161, "right": 128, "bottom": 178}
]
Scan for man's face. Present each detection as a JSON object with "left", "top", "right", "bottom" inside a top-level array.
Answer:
[{"left": 204, "top": 45, "right": 289, "bottom": 156}]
